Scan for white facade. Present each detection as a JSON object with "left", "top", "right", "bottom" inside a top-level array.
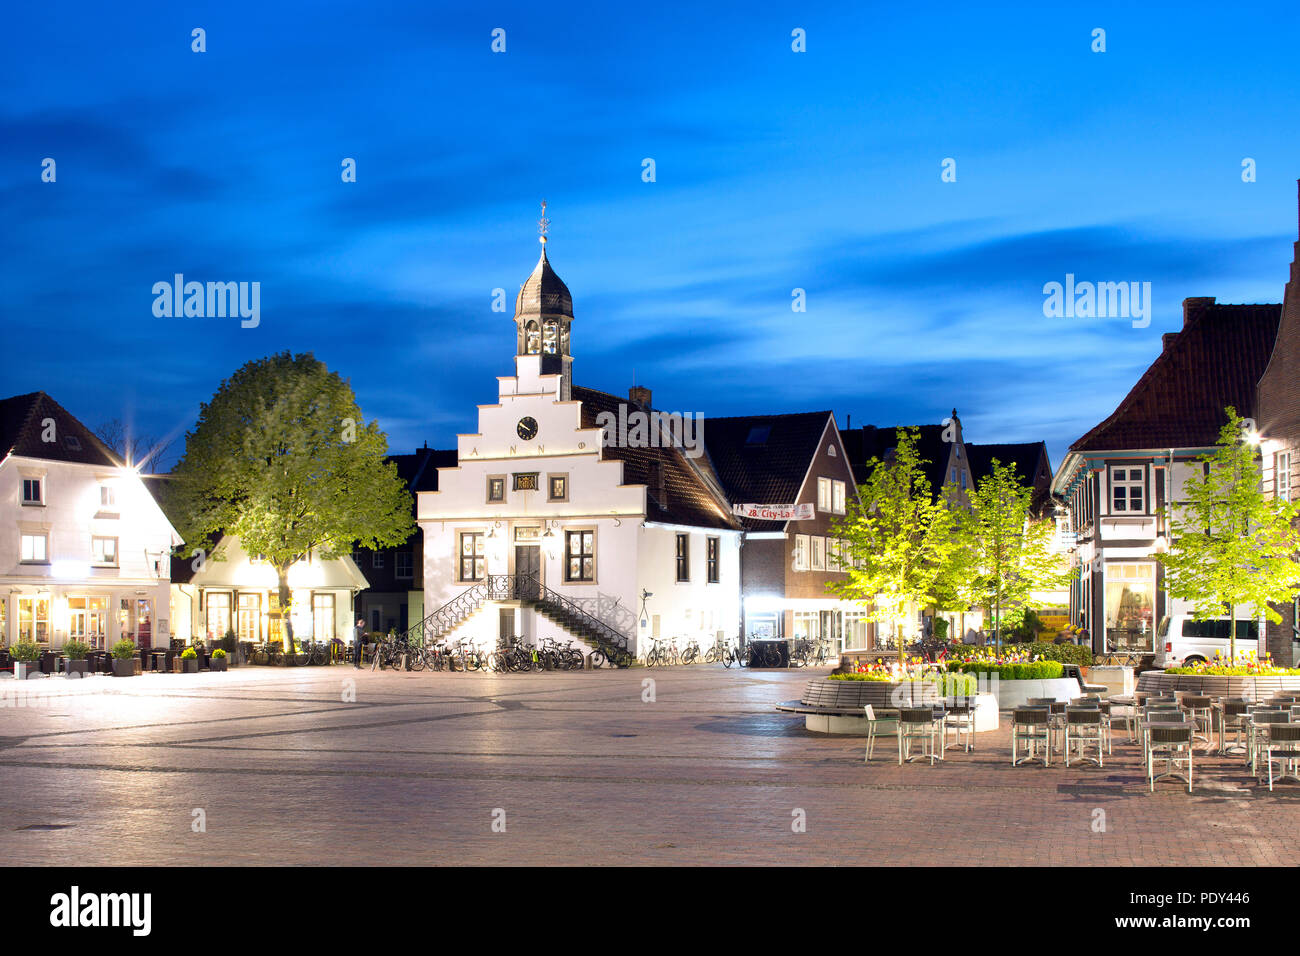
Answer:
[
  {"left": 418, "top": 352, "right": 741, "bottom": 659},
  {"left": 171, "top": 534, "right": 366, "bottom": 647},
  {"left": 0, "top": 454, "right": 179, "bottom": 650}
]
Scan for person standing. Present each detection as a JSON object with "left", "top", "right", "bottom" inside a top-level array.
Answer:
[{"left": 353, "top": 619, "right": 366, "bottom": 668}]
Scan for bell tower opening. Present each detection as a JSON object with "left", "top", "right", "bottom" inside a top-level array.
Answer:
[{"left": 513, "top": 201, "right": 574, "bottom": 399}]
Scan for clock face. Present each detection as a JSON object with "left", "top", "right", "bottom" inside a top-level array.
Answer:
[{"left": 516, "top": 416, "right": 539, "bottom": 441}]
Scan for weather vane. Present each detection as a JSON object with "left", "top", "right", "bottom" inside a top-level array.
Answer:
[{"left": 538, "top": 200, "right": 550, "bottom": 244}]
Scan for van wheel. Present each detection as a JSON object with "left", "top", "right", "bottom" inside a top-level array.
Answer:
[{"left": 1184, "top": 656, "right": 1205, "bottom": 665}]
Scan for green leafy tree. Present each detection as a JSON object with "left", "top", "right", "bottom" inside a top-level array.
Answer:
[
  {"left": 951, "top": 460, "right": 1072, "bottom": 648},
  {"left": 165, "top": 352, "right": 414, "bottom": 653},
  {"left": 830, "top": 428, "right": 958, "bottom": 667},
  {"left": 1158, "top": 407, "right": 1300, "bottom": 662}
]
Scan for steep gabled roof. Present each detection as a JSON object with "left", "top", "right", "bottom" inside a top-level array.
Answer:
[
  {"left": 966, "top": 440, "right": 1054, "bottom": 516},
  {"left": 702, "top": 410, "right": 833, "bottom": 494},
  {"left": 0, "top": 391, "right": 123, "bottom": 467},
  {"left": 841, "top": 422, "right": 952, "bottom": 495},
  {"left": 1071, "top": 300, "right": 1280, "bottom": 453},
  {"left": 572, "top": 385, "right": 739, "bottom": 531},
  {"left": 389, "top": 446, "right": 457, "bottom": 507}
]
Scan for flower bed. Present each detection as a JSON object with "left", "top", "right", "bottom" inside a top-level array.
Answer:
[
  {"left": 944, "top": 660, "right": 1064, "bottom": 681},
  {"left": 1165, "top": 653, "right": 1300, "bottom": 677},
  {"left": 831, "top": 671, "right": 978, "bottom": 696}
]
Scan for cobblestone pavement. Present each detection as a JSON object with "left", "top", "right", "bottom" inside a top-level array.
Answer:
[{"left": 0, "top": 665, "right": 1296, "bottom": 866}]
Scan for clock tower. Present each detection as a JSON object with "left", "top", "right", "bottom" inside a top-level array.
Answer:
[{"left": 514, "top": 202, "right": 574, "bottom": 400}]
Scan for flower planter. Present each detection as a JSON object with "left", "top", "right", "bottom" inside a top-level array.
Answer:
[
  {"left": 209, "top": 657, "right": 228, "bottom": 672},
  {"left": 112, "top": 659, "right": 135, "bottom": 678},
  {"left": 13, "top": 662, "right": 39, "bottom": 680},
  {"left": 182, "top": 659, "right": 199, "bottom": 674},
  {"left": 63, "top": 659, "right": 89, "bottom": 677}
]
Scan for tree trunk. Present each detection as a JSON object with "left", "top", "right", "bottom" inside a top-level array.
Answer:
[
  {"left": 1229, "top": 602, "right": 1236, "bottom": 665},
  {"left": 277, "top": 567, "right": 295, "bottom": 665}
]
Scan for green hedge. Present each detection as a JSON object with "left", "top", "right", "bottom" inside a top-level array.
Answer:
[
  {"left": 946, "top": 660, "right": 1064, "bottom": 681},
  {"left": 1005, "top": 642, "right": 1094, "bottom": 667}
]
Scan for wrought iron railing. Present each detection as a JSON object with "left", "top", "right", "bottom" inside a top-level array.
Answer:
[{"left": 397, "top": 574, "right": 631, "bottom": 665}]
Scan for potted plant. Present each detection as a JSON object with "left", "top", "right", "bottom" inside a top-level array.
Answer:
[
  {"left": 10, "top": 641, "right": 41, "bottom": 679},
  {"left": 62, "top": 640, "right": 90, "bottom": 676},
  {"left": 221, "top": 629, "right": 239, "bottom": 666},
  {"left": 210, "top": 647, "right": 228, "bottom": 672},
  {"left": 180, "top": 646, "right": 199, "bottom": 673},
  {"left": 110, "top": 639, "right": 137, "bottom": 677}
]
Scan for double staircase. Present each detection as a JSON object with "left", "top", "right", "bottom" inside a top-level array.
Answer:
[{"left": 398, "top": 573, "right": 634, "bottom": 667}]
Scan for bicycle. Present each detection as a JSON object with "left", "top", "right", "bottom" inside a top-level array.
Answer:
[
  {"left": 680, "top": 638, "right": 702, "bottom": 665},
  {"left": 720, "top": 639, "right": 747, "bottom": 668}
]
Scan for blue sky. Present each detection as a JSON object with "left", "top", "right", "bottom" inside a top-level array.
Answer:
[{"left": 2, "top": 1, "right": 1298, "bottom": 472}]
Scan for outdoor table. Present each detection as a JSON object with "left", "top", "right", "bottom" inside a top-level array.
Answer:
[{"left": 147, "top": 649, "right": 169, "bottom": 671}]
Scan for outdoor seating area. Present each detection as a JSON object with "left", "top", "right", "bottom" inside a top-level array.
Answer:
[{"left": 869, "top": 685, "right": 1300, "bottom": 794}]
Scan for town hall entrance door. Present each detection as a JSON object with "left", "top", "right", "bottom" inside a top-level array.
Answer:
[{"left": 515, "top": 545, "right": 541, "bottom": 601}]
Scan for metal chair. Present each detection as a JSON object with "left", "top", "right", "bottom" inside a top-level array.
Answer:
[
  {"left": 1259, "top": 723, "right": 1300, "bottom": 791},
  {"left": 897, "top": 707, "right": 942, "bottom": 765},
  {"left": 1249, "top": 709, "right": 1293, "bottom": 775},
  {"left": 1217, "top": 699, "right": 1251, "bottom": 756},
  {"left": 863, "top": 704, "right": 893, "bottom": 762},
  {"left": 1064, "top": 708, "right": 1105, "bottom": 767},
  {"left": 942, "top": 700, "right": 976, "bottom": 753},
  {"left": 1011, "top": 707, "right": 1051, "bottom": 766},
  {"left": 1148, "top": 724, "right": 1194, "bottom": 793},
  {"left": 1179, "top": 695, "right": 1213, "bottom": 748}
]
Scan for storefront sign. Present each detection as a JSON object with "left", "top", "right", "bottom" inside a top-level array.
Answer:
[{"left": 732, "top": 503, "right": 815, "bottom": 521}]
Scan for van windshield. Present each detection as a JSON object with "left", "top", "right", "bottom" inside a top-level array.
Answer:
[{"left": 1157, "top": 617, "right": 1170, "bottom": 637}]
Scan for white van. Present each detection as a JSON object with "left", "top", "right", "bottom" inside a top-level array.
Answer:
[{"left": 1154, "top": 615, "right": 1263, "bottom": 668}]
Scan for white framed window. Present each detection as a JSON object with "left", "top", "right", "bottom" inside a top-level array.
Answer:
[
  {"left": 21, "top": 477, "right": 43, "bottom": 505},
  {"left": 1276, "top": 452, "right": 1291, "bottom": 502},
  {"left": 312, "top": 593, "right": 336, "bottom": 640},
  {"left": 1112, "top": 467, "right": 1145, "bottom": 513},
  {"left": 395, "top": 552, "right": 413, "bottom": 579},
  {"left": 793, "top": 534, "right": 809, "bottom": 571},
  {"left": 811, "top": 536, "right": 826, "bottom": 571},
  {"left": 17, "top": 596, "right": 49, "bottom": 644},
  {"left": 20, "top": 533, "right": 47, "bottom": 563},
  {"left": 458, "top": 532, "right": 485, "bottom": 582},
  {"left": 828, "top": 538, "right": 841, "bottom": 570},
  {"left": 99, "top": 484, "right": 116, "bottom": 509},
  {"left": 832, "top": 479, "right": 846, "bottom": 514},
  {"left": 372, "top": 551, "right": 384, "bottom": 569},
  {"left": 92, "top": 535, "right": 118, "bottom": 566},
  {"left": 817, "top": 477, "right": 832, "bottom": 511}
]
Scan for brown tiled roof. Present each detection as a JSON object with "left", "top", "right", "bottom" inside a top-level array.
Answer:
[
  {"left": 0, "top": 391, "right": 123, "bottom": 467},
  {"left": 1071, "top": 302, "right": 1281, "bottom": 452},
  {"left": 701, "top": 410, "right": 834, "bottom": 531},
  {"left": 966, "top": 441, "right": 1054, "bottom": 516},
  {"left": 572, "top": 385, "right": 739, "bottom": 531}
]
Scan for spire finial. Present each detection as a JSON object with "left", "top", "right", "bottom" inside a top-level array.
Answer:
[{"left": 538, "top": 200, "right": 549, "bottom": 245}]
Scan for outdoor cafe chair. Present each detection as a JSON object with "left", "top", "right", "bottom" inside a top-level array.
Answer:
[
  {"left": 863, "top": 704, "right": 895, "bottom": 763},
  {"left": 1148, "top": 724, "right": 1194, "bottom": 793},
  {"left": 1249, "top": 709, "right": 1293, "bottom": 775},
  {"left": 942, "top": 699, "right": 976, "bottom": 753},
  {"left": 1259, "top": 723, "right": 1300, "bottom": 791},
  {"left": 1011, "top": 707, "right": 1051, "bottom": 767},
  {"left": 1028, "top": 697, "right": 1066, "bottom": 753},
  {"left": 1217, "top": 699, "right": 1251, "bottom": 756},
  {"left": 898, "top": 707, "right": 943, "bottom": 765},
  {"left": 1064, "top": 708, "right": 1105, "bottom": 767},
  {"left": 1141, "top": 709, "right": 1189, "bottom": 767},
  {"left": 1179, "top": 695, "right": 1213, "bottom": 748}
]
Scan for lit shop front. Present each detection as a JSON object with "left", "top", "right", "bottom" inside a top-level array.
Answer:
[
  {"left": 1, "top": 588, "right": 165, "bottom": 651},
  {"left": 742, "top": 597, "right": 872, "bottom": 655}
]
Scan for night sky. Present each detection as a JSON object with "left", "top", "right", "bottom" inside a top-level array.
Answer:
[{"left": 3, "top": 1, "right": 1298, "bottom": 472}]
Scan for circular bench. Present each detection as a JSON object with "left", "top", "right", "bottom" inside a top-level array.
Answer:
[
  {"left": 1135, "top": 671, "right": 1300, "bottom": 700},
  {"left": 776, "top": 678, "right": 999, "bottom": 735}
]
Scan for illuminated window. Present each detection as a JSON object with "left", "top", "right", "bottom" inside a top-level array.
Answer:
[
  {"left": 206, "top": 592, "right": 232, "bottom": 642},
  {"left": 20, "top": 533, "right": 47, "bottom": 563},
  {"left": 565, "top": 531, "right": 594, "bottom": 582},
  {"left": 832, "top": 480, "right": 846, "bottom": 514},
  {"left": 17, "top": 596, "right": 49, "bottom": 644},
  {"left": 817, "top": 477, "right": 831, "bottom": 511},
  {"left": 92, "top": 536, "right": 118, "bottom": 566},
  {"left": 459, "top": 532, "right": 485, "bottom": 582},
  {"left": 312, "top": 593, "right": 336, "bottom": 640},
  {"left": 706, "top": 537, "right": 720, "bottom": 583},
  {"left": 675, "top": 534, "right": 690, "bottom": 582}
]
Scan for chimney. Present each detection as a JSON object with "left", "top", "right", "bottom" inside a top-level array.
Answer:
[
  {"left": 1182, "top": 296, "right": 1215, "bottom": 328},
  {"left": 629, "top": 385, "right": 652, "bottom": 408}
]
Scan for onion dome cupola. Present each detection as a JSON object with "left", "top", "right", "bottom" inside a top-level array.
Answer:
[{"left": 514, "top": 201, "right": 574, "bottom": 398}]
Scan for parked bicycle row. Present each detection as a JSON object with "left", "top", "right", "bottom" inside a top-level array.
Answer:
[
  {"left": 643, "top": 636, "right": 834, "bottom": 668},
  {"left": 369, "top": 635, "right": 601, "bottom": 672}
]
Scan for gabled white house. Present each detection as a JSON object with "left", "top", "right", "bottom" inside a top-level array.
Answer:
[
  {"left": 416, "top": 240, "right": 742, "bottom": 662},
  {"left": 169, "top": 534, "right": 368, "bottom": 647},
  {"left": 0, "top": 392, "right": 181, "bottom": 650}
]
